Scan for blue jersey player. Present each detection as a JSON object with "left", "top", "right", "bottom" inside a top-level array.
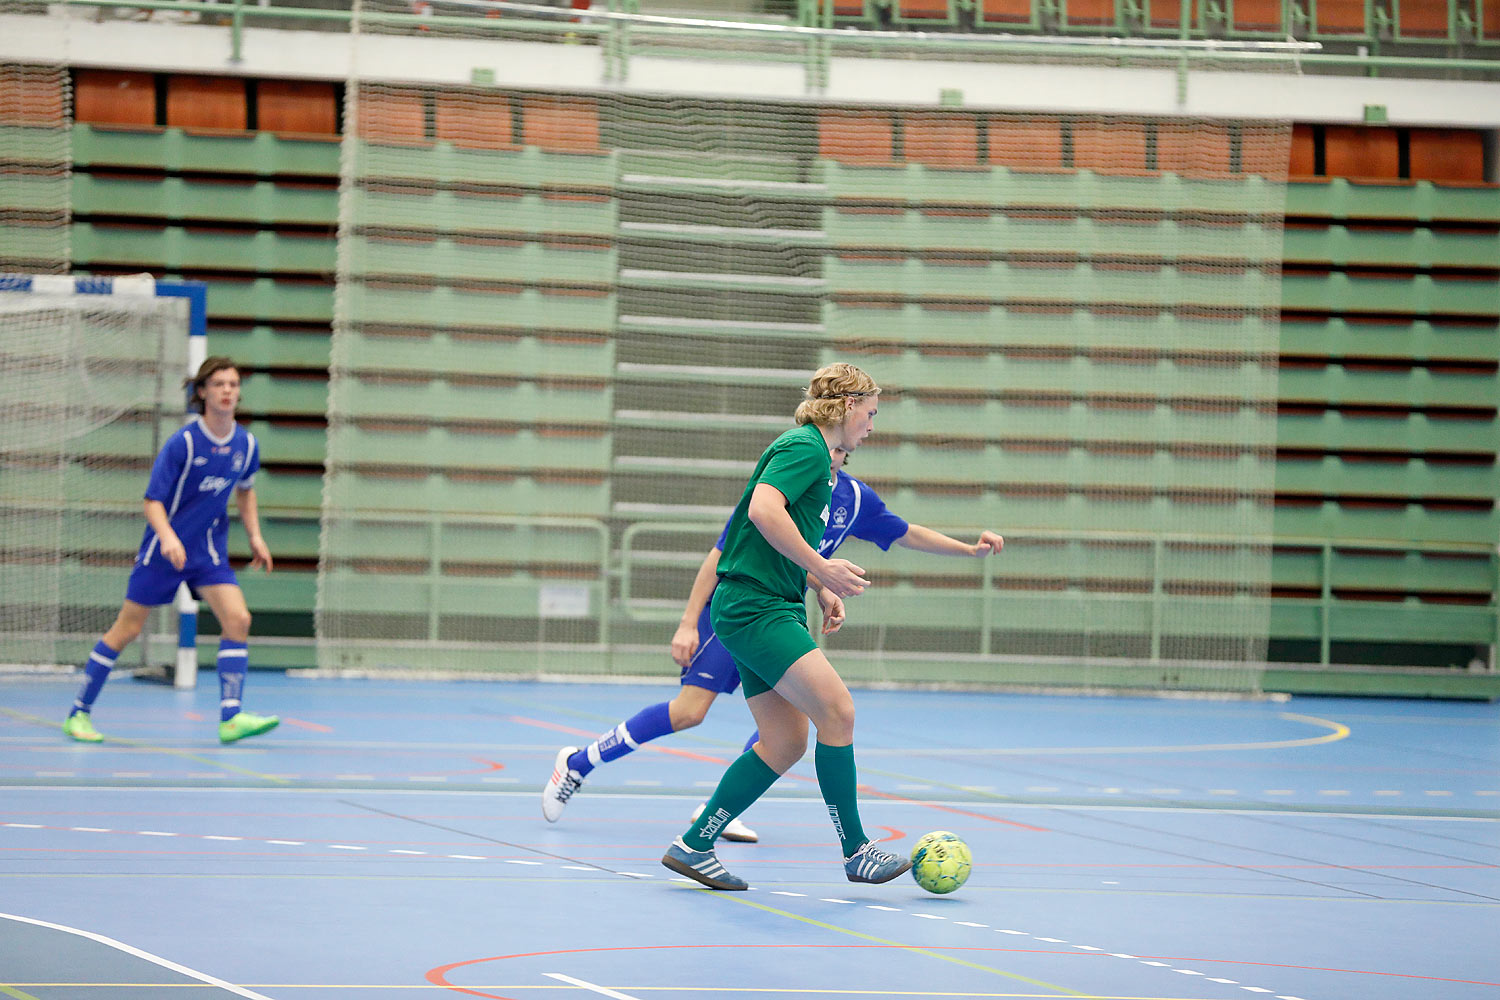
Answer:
[
  {"left": 62, "top": 357, "right": 280, "bottom": 745},
  {"left": 542, "top": 445, "right": 1004, "bottom": 839}
]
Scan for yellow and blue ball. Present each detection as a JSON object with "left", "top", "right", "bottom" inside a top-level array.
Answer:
[{"left": 909, "top": 830, "right": 971, "bottom": 894}]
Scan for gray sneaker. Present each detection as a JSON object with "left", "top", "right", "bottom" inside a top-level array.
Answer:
[
  {"left": 844, "top": 840, "right": 912, "bottom": 884},
  {"left": 661, "top": 838, "right": 749, "bottom": 890}
]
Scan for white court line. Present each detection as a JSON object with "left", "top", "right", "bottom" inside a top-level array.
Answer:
[
  {"left": 545, "top": 972, "right": 643, "bottom": 999},
  {"left": 0, "top": 911, "right": 277, "bottom": 999}
]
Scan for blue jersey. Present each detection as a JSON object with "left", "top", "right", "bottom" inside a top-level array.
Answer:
[
  {"left": 138, "top": 416, "right": 260, "bottom": 568},
  {"left": 713, "top": 470, "right": 909, "bottom": 558}
]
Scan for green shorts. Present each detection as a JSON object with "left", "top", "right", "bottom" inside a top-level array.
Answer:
[{"left": 710, "top": 577, "right": 818, "bottom": 698}]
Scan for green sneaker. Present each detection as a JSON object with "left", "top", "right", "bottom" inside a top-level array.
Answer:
[
  {"left": 63, "top": 713, "right": 104, "bottom": 743},
  {"left": 219, "top": 712, "right": 279, "bottom": 744}
]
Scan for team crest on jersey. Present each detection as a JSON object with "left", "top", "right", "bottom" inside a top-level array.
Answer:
[
  {"left": 231, "top": 452, "right": 244, "bottom": 472},
  {"left": 831, "top": 505, "right": 849, "bottom": 528}
]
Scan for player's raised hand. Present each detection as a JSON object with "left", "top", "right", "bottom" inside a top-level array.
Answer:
[
  {"left": 816, "top": 557, "right": 869, "bottom": 598},
  {"left": 972, "top": 530, "right": 1004, "bottom": 556},
  {"left": 670, "top": 623, "right": 700, "bottom": 667}
]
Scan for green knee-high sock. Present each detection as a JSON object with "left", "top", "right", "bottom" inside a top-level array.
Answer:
[
  {"left": 683, "top": 748, "right": 780, "bottom": 851},
  {"left": 815, "top": 740, "right": 868, "bottom": 858}
]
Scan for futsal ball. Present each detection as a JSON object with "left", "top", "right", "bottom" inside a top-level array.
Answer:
[{"left": 909, "top": 830, "right": 971, "bottom": 894}]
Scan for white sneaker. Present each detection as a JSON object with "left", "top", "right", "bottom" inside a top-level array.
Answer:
[
  {"left": 542, "top": 746, "right": 584, "bottom": 822},
  {"left": 690, "top": 801, "right": 759, "bottom": 843}
]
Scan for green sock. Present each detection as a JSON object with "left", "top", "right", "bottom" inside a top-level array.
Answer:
[
  {"left": 815, "top": 740, "right": 867, "bottom": 858},
  {"left": 684, "top": 747, "right": 780, "bottom": 851}
]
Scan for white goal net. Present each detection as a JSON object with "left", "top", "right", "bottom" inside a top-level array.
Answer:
[{"left": 0, "top": 276, "right": 189, "bottom": 668}]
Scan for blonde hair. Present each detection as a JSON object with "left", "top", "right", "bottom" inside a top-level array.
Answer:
[{"left": 794, "top": 363, "right": 880, "bottom": 427}]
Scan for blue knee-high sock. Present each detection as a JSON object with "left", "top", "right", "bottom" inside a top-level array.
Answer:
[
  {"left": 217, "top": 639, "right": 249, "bottom": 722},
  {"left": 569, "top": 701, "right": 675, "bottom": 777},
  {"left": 742, "top": 729, "right": 759, "bottom": 753},
  {"left": 71, "top": 641, "right": 119, "bottom": 716}
]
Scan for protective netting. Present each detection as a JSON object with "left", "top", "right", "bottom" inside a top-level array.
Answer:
[
  {"left": 0, "top": 55, "right": 71, "bottom": 273},
  {"left": 320, "top": 5, "right": 1288, "bottom": 691},
  {"left": 0, "top": 285, "right": 188, "bottom": 667}
]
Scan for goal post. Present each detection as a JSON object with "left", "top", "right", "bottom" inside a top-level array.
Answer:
[{"left": 0, "top": 272, "right": 202, "bottom": 684}]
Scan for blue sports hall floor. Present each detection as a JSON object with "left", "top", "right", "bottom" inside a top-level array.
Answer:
[{"left": 1, "top": 670, "right": 1497, "bottom": 1000}]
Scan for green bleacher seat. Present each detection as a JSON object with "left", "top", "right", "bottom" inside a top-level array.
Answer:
[
  {"left": 1282, "top": 272, "right": 1500, "bottom": 317},
  {"left": 1273, "top": 500, "right": 1498, "bottom": 546},
  {"left": 332, "top": 374, "right": 611, "bottom": 424},
  {"left": 72, "top": 125, "right": 341, "bottom": 178},
  {"left": 345, "top": 237, "right": 613, "bottom": 285},
  {"left": 336, "top": 330, "right": 612, "bottom": 379},
  {"left": 1286, "top": 178, "right": 1500, "bottom": 224},
  {"left": 1275, "top": 455, "right": 1499, "bottom": 501},
  {"left": 340, "top": 284, "right": 614, "bottom": 333},
  {"left": 239, "top": 372, "right": 329, "bottom": 417},
  {"left": 209, "top": 325, "right": 333, "bottom": 370},
  {"left": 329, "top": 423, "right": 610, "bottom": 472},
  {"left": 1284, "top": 224, "right": 1500, "bottom": 270},
  {"left": 1277, "top": 363, "right": 1500, "bottom": 408},
  {"left": 244, "top": 420, "right": 327, "bottom": 466},
  {"left": 349, "top": 188, "right": 615, "bottom": 236},
  {"left": 354, "top": 141, "right": 614, "bottom": 189},
  {"left": 72, "top": 174, "right": 339, "bottom": 226},
  {"left": 1278, "top": 318, "right": 1500, "bottom": 365},
  {"left": 322, "top": 469, "right": 609, "bottom": 517},
  {"left": 72, "top": 222, "right": 336, "bottom": 274},
  {"left": 1276, "top": 410, "right": 1499, "bottom": 455}
]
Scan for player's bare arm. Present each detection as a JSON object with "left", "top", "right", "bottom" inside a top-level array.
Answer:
[
  {"left": 747, "top": 482, "right": 867, "bottom": 598},
  {"left": 671, "top": 546, "right": 721, "bottom": 666},
  {"left": 235, "top": 487, "right": 273, "bottom": 572},
  {"left": 896, "top": 524, "right": 1004, "bottom": 558}
]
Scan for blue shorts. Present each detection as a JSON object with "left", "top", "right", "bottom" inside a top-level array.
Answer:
[
  {"left": 124, "top": 549, "right": 239, "bottom": 607},
  {"left": 678, "top": 597, "right": 743, "bottom": 695}
]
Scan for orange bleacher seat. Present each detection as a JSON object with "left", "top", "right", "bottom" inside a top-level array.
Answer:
[
  {"left": 257, "top": 80, "right": 339, "bottom": 136},
  {"left": 166, "top": 76, "right": 248, "bottom": 131},
  {"left": 1288, "top": 123, "right": 1317, "bottom": 177},
  {"left": 1408, "top": 128, "right": 1487, "bottom": 183},
  {"left": 1065, "top": 0, "right": 1120, "bottom": 26},
  {"left": 436, "top": 91, "right": 520, "bottom": 151},
  {"left": 1072, "top": 121, "right": 1150, "bottom": 173},
  {"left": 897, "top": 0, "right": 954, "bottom": 18},
  {"left": 1157, "top": 121, "right": 1233, "bottom": 177},
  {"left": 1311, "top": 0, "right": 1371, "bottom": 35},
  {"left": 979, "top": 0, "right": 1036, "bottom": 24},
  {"left": 1486, "top": 0, "right": 1500, "bottom": 39},
  {"left": 522, "top": 96, "right": 601, "bottom": 153},
  {"left": 1323, "top": 125, "right": 1399, "bottom": 180},
  {"left": 989, "top": 117, "right": 1066, "bottom": 170},
  {"left": 1395, "top": 0, "right": 1453, "bottom": 37},
  {"left": 904, "top": 114, "right": 979, "bottom": 167},
  {"left": 356, "top": 86, "right": 429, "bottom": 146},
  {"left": 1148, "top": 0, "right": 1195, "bottom": 29},
  {"left": 1230, "top": 0, "right": 1284, "bottom": 32},
  {"left": 73, "top": 70, "right": 156, "bottom": 127},
  {"left": 820, "top": 111, "right": 896, "bottom": 165}
]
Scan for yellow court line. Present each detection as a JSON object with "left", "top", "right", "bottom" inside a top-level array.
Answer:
[
  {"left": 0, "top": 707, "right": 289, "bottom": 784},
  {"left": 0, "top": 984, "right": 44, "bottom": 1000},
  {"left": 694, "top": 891, "right": 1093, "bottom": 999}
]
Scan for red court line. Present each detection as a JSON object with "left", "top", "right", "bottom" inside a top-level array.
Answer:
[
  {"left": 281, "top": 717, "right": 333, "bottom": 732},
  {"left": 428, "top": 943, "right": 1500, "bottom": 999},
  {"left": 509, "top": 715, "right": 1047, "bottom": 832}
]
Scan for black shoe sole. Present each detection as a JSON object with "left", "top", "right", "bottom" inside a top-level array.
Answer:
[{"left": 661, "top": 851, "right": 749, "bottom": 891}]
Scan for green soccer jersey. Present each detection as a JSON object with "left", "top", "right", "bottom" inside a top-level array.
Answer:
[{"left": 717, "top": 423, "right": 833, "bottom": 603}]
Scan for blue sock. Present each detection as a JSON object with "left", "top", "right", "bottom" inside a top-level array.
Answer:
[
  {"left": 71, "top": 640, "right": 119, "bottom": 716},
  {"left": 743, "top": 729, "right": 759, "bottom": 753},
  {"left": 217, "top": 639, "right": 248, "bottom": 722},
  {"left": 570, "top": 701, "right": 675, "bottom": 777}
]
